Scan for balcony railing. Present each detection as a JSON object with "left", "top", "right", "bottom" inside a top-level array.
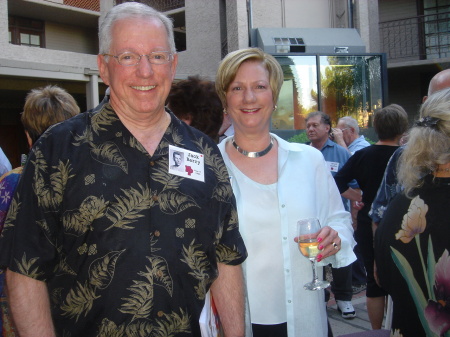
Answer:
[
  {"left": 116, "top": 0, "right": 185, "bottom": 12},
  {"left": 63, "top": 0, "right": 100, "bottom": 11},
  {"left": 379, "top": 12, "right": 450, "bottom": 62}
]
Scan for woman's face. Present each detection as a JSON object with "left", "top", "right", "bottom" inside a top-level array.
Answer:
[{"left": 225, "top": 60, "right": 274, "bottom": 133}]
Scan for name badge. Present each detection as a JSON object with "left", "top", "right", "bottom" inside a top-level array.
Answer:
[
  {"left": 327, "top": 161, "right": 340, "bottom": 173},
  {"left": 168, "top": 145, "right": 205, "bottom": 182}
]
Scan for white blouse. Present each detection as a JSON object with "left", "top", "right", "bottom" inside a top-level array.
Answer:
[
  {"left": 228, "top": 162, "right": 286, "bottom": 324},
  {"left": 218, "top": 134, "right": 356, "bottom": 337}
]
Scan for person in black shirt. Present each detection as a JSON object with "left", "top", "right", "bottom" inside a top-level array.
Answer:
[{"left": 334, "top": 104, "right": 409, "bottom": 330}]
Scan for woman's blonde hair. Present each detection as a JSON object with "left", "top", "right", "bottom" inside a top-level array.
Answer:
[
  {"left": 398, "top": 87, "right": 450, "bottom": 196},
  {"left": 21, "top": 85, "right": 80, "bottom": 144},
  {"left": 215, "top": 48, "right": 284, "bottom": 108}
]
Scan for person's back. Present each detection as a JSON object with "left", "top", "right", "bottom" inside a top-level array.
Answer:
[
  {"left": 334, "top": 103, "right": 409, "bottom": 330},
  {"left": 375, "top": 88, "right": 450, "bottom": 336}
]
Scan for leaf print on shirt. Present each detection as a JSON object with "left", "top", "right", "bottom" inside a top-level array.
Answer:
[
  {"left": 89, "top": 250, "right": 125, "bottom": 289},
  {"left": 120, "top": 255, "right": 173, "bottom": 320},
  {"left": 216, "top": 244, "right": 243, "bottom": 264},
  {"left": 63, "top": 195, "right": 109, "bottom": 236},
  {"left": 97, "top": 310, "right": 191, "bottom": 337},
  {"left": 61, "top": 250, "right": 124, "bottom": 321},
  {"left": 105, "top": 183, "right": 152, "bottom": 230},
  {"left": 14, "top": 252, "right": 45, "bottom": 279},
  {"left": 395, "top": 195, "right": 428, "bottom": 243},
  {"left": 72, "top": 127, "right": 94, "bottom": 147},
  {"left": 90, "top": 142, "right": 128, "bottom": 174},
  {"left": 158, "top": 189, "right": 200, "bottom": 215},
  {"left": 91, "top": 106, "right": 118, "bottom": 135},
  {"left": 1, "top": 194, "right": 20, "bottom": 235},
  {"left": 32, "top": 148, "right": 75, "bottom": 210},
  {"left": 181, "top": 239, "right": 211, "bottom": 300},
  {"left": 61, "top": 281, "right": 99, "bottom": 321}
]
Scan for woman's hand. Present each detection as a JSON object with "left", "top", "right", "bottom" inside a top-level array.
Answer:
[
  {"left": 294, "top": 226, "right": 341, "bottom": 262},
  {"left": 315, "top": 226, "right": 341, "bottom": 262}
]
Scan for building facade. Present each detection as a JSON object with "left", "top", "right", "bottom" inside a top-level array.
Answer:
[{"left": 0, "top": 0, "right": 447, "bottom": 165}]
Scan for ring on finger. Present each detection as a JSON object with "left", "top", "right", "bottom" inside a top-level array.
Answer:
[{"left": 332, "top": 242, "right": 338, "bottom": 250}]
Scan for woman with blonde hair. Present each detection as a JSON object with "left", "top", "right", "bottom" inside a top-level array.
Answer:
[
  {"left": 216, "top": 47, "right": 356, "bottom": 337},
  {"left": 375, "top": 87, "right": 450, "bottom": 337}
]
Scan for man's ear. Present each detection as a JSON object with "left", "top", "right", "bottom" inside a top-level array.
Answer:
[{"left": 97, "top": 54, "right": 110, "bottom": 86}]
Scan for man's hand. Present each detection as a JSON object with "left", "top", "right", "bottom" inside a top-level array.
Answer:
[{"left": 331, "top": 128, "right": 348, "bottom": 149}]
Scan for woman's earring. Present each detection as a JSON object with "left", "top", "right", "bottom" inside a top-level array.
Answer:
[
  {"left": 273, "top": 105, "right": 278, "bottom": 111},
  {"left": 223, "top": 108, "right": 228, "bottom": 115}
]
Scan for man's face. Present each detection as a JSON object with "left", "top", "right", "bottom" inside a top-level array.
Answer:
[
  {"left": 336, "top": 120, "right": 353, "bottom": 146},
  {"left": 98, "top": 17, "right": 178, "bottom": 118},
  {"left": 306, "top": 115, "right": 330, "bottom": 143},
  {"left": 173, "top": 153, "right": 182, "bottom": 166}
]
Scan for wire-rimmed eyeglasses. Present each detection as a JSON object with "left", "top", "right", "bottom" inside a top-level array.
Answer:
[{"left": 103, "top": 51, "right": 173, "bottom": 66}]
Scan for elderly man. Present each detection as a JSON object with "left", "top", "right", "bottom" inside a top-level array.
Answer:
[
  {"left": 332, "top": 116, "right": 370, "bottom": 155},
  {"left": 0, "top": 3, "right": 247, "bottom": 337},
  {"left": 306, "top": 111, "right": 357, "bottom": 319}
]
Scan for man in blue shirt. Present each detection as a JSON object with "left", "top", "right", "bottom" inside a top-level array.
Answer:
[
  {"left": 332, "top": 116, "right": 371, "bottom": 155},
  {"left": 306, "top": 111, "right": 356, "bottom": 319}
]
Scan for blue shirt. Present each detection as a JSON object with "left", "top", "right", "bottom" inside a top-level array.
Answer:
[
  {"left": 319, "top": 139, "right": 357, "bottom": 211},
  {"left": 369, "top": 146, "right": 404, "bottom": 223},
  {"left": 348, "top": 135, "right": 371, "bottom": 155}
]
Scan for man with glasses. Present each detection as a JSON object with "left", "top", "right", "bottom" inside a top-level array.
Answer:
[
  {"left": 332, "top": 116, "right": 371, "bottom": 155},
  {"left": 0, "top": 3, "right": 247, "bottom": 337}
]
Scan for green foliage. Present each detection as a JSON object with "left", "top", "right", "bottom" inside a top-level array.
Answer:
[{"left": 288, "top": 132, "right": 309, "bottom": 144}]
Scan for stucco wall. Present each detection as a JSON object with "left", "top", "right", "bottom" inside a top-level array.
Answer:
[{"left": 46, "top": 22, "right": 98, "bottom": 55}]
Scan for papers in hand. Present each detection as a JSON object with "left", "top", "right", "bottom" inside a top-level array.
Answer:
[{"left": 199, "top": 290, "right": 224, "bottom": 337}]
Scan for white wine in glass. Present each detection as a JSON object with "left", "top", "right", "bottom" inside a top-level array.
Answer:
[{"left": 297, "top": 218, "right": 330, "bottom": 291}]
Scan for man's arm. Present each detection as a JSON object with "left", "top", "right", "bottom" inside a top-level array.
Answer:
[
  {"left": 6, "top": 269, "right": 56, "bottom": 337},
  {"left": 210, "top": 263, "right": 245, "bottom": 337}
]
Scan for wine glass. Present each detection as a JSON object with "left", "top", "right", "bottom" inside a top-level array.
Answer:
[{"left": 297, "top": 218, "right": 330, "bottom": 291}]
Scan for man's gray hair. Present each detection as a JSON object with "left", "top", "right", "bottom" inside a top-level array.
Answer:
[
  {"left": 339, "top": 116, "right": 360, "bottom": 135},
  {"left": 99, "top": 2, "right": 176, "bottom": 55}
]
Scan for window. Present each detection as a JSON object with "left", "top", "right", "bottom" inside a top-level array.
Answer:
[
  {"left": 9, "top": 17, "right": 45, "bottom": 48},
  {"left": 423, "top": 0, "right": 450, "bottom": 58},
  {"left": 273, "top": 55, "right": 385, "bottom": 133}
]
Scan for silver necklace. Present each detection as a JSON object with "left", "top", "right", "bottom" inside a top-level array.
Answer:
[{"left": 232, "top": 137, "right": 274, "bottom": 158}]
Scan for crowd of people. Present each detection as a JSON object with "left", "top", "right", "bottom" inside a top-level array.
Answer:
[{"left": 0, "top": 2, "right": 448, "bottom": 337}]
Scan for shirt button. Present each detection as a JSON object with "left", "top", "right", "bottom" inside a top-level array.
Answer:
[
  {"left": 152, "top": 195, "right": 158, "bottom": 201},
  {"left": 154, "top": 230, "right": 160, "bottom": 237},
  {"left": 150, "top": 161, "right": 155, "bottom": 166},
  {"left": 286, "top": 269, "right": 290, "bottom": 273},
  {"left": 281, "top": 204, "right": 285, "bottom": 208},
  {"left": 288, "top": 300, "right": 292, "bottom": 303},
  {"left": 283, "top": 237, "right": 287, "bottom": 240}
]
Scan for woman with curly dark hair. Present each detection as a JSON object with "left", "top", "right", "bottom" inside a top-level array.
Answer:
[{"left": 166, "top": 75, "right": 223, "bottom": 143}]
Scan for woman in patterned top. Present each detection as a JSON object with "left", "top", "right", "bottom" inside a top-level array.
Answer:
[{"left": 375, "top": 87, "right": 450, "bottom": 337}]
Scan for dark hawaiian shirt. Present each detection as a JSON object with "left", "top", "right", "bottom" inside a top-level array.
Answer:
[
  {"left": 375, "top": 175, "right": 450, "bottom": 337},
  {"left": 0, "top": 104, "right": 247, "bottom": 337}
]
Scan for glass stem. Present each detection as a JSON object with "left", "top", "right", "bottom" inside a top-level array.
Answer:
[{"left": 310, "top": 259, "right": 318, "bottom": 283}]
